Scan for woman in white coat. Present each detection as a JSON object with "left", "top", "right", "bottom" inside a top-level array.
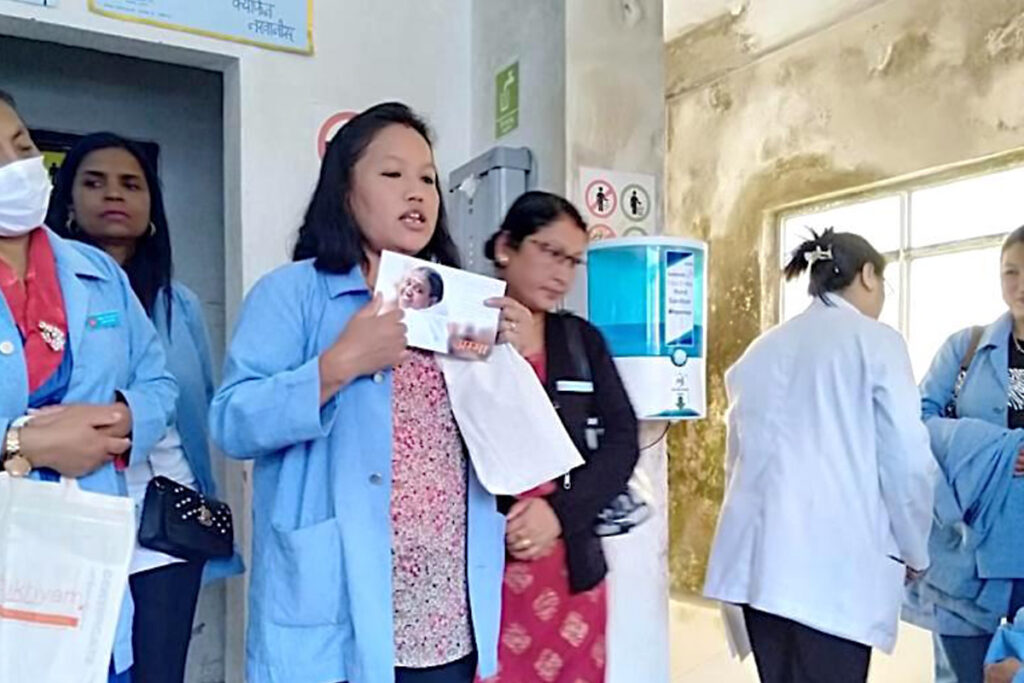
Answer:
[{"left": 703, "top": 229, "right": 937, "bottom": 683}]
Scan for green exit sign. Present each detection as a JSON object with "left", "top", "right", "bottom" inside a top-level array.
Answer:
[{"left": 495, "top": 61, "right": 519, "bottom": 139}]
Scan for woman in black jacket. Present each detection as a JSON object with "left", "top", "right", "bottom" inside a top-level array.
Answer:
[{"left": 483, "top": 191, "right": 639, "bottom": 683}]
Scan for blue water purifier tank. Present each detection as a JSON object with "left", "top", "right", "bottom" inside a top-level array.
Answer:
[{"left": 587, "top": 236, "right": 708, "bottom": 420}]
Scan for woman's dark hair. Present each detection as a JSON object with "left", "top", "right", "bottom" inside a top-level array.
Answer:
[
  {"left": 48, "top": 132, "right": 173, "bottom": 324},
  {"left": 292, "top": 102, "right": 459, "bottom": 272},
  {"left": 783, "top": 228, "right": 886, "bottom": 302},
  {"left": 0, "top": 89, "right": 17, "bottom": 111},
  {"left": 1003, "top": 225, "right": 1024, "bottom": 254},
  {"left": 484, "top": 190, "right": 586, "bottom": 264},
  {"left": 414, "top": 266, "right": 444, "bottom": 304}
]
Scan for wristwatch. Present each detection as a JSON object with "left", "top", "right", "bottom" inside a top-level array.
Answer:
[{"left": 2, "top": 415, "right": 34, "bottom": 477}]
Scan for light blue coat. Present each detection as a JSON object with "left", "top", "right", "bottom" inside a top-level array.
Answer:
[
  {"left": 0, "top": 228, "right": 178, "bottom": 672},
  {"left": 153, "top": 282, "right": 218, "bottom": 498},
  {"left": 919, "top": 313, "right": 1024, "bottom": 634},
  {"left": 209, "top": 261, "right": 504, "bottom": 683},
  {"left": 153, "top": 281, "right": 244, "bottom": 582}
]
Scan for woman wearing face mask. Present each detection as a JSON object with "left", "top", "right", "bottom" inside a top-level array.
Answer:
[
  {"left": 209, "top": 102, "right": 504, "bottom": 683},
  {"left": 480, "top": 191, "right": 639, "bottom": 683},
  {"left": 703, "top": 230, "right": 936, "bottom": 683},
  {"left": 46, "top": 132, "right": 243, "bottom": 683},
  {"left": 913, "top": 227, "right": 1024, "bottom": 683},
  {"left": 0, "top": 92, "right": 177, "bottom": 683}
]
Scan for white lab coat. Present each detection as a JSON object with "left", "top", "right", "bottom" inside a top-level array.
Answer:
[{"left": 703, "top": 295, "right": 936, "bottom": 653}]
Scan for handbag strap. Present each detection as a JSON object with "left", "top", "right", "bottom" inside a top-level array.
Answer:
[
  {"left": 561, "top": 313, "right": 592, "bottom": 382},
  {"left": 948, "top": 325, "right": 984, "bottom": 417}
]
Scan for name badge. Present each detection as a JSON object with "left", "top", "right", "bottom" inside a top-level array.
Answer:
[
  {"left": 86, "top": 311, "right": 121, "bottom": 330},
  {"left": 556, "top": 380, "right": 594, "bottom": 394}
]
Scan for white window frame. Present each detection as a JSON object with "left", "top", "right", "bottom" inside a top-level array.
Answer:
[{"left": 775, "top": 153, "right": 1024, "bottom": 337}]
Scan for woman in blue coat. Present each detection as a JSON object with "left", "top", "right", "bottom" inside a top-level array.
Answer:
[
  {"left": 918, "top": 226, "right": 1024, "bottom": 683},
  {"left": 0, "top": 91, "right": 177, "bottom": 682},
  {"left": 48, "top": 132, "right": 243, "bottom": 683},
  {"left": 209, "top": 102, "right": 504, "bottom": 683}
]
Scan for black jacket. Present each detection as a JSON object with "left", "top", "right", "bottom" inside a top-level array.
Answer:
[{"left": 499, "top": 312, "right": 640, "bottom": 593}]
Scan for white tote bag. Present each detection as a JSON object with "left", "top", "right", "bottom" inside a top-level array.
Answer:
[
  {"left": 440, "top": 344, "right": 584, "bottom": 495},
  {"left": 0, "top": 474, "right": 135, "bottom": 683}
]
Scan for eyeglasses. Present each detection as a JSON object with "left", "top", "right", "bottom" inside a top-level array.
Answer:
[{"left": 526, "top": 238, "right": 586, "bottom": 269}]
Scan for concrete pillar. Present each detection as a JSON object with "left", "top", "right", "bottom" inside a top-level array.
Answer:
[{"left": 471, "top": 2, "right": 668, "bottom": 680}]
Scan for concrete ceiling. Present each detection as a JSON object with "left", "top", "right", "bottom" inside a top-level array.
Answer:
[{"left": 664, "top": 0, "right": 744, "bottom": 42}]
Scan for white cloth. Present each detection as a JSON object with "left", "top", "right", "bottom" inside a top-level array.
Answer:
[
  {"left": 703, "top": 295, "right": 936, "bottom": 653},
  {"left": 124, "top": 426, "right": 196, "bottom": 574},
  {"left": 439, "top": 344, "right": 584, "bottom": 496}
]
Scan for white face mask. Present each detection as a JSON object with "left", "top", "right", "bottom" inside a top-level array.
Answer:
[{"left": 0, "top": 156, "right": 52, "bottom": 237}]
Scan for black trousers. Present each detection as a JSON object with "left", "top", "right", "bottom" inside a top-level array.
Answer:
[
  {"left": 744, "top": 606, "right": 871, "bottom": 683},
  {"left": 342, "top": 653, "right": 478, "bottom": 683},
  {"left": 129, "top": 560, "right": 205, "bottom": 683},
  {"left": 395, "top": 653, "right": 478, "bottom": 683}
]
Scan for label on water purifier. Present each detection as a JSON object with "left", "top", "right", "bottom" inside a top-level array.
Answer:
[
  {"left": 665, "top": 250, "right": 695, "bottom": 347},
  {"left": 615, "top": 356, "right": 706, "bottom": 420}
]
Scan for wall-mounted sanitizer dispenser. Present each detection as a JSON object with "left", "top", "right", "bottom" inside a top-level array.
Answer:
[
  {"left": 587, "top": 236, "right": 708, "bottom": 421},
  {"left": 448, "top": 147, "right": 533, "bottom": 276}
]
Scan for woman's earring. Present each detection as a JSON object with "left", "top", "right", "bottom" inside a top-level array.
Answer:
[
  {"left": 65, "top": 211, "right": 75, "bottom": 233},
  {"left": 497, "top": 255, "right": 509, "bottom": 266},
  {"left": 148, "top": 222, "right": 157, "bottom": 237}
]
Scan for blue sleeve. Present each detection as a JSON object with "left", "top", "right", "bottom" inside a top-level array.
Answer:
[
  {"left": 209, "top": 273, "right": 340, "bottom": 459},
  {"left": 921, "top": 328, "right": 972, "bottom": 422},
  {"left": 178, "top": 285, "right": 216, "bottom": 404},
  {"left": 115, "top": 269, "right": 179, "bottom": 467}
]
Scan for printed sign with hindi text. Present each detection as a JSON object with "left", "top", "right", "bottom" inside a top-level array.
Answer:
[{"left": 89, "top": 0, "right": 313, "bottom": 54}]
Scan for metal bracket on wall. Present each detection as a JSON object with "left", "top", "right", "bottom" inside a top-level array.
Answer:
[{"left": 448, "top": 146, "right": 533, "bottom": 275}]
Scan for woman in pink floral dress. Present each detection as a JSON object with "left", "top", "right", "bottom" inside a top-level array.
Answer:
[{"left": 481, "top": 192, "right": 640, "bottom": 683}]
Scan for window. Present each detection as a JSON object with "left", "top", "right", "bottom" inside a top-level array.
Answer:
[{"left": 780, "top": 165, "right": 1024, "bottom": 379}]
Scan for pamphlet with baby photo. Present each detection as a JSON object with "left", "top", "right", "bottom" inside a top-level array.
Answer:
[{"left": 375, "top": 251, "right": 507, "bottom": 358}]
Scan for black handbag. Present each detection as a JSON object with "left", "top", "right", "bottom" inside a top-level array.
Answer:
[{"left": 138, "top": 476, "right": 234, "bottom": 562}]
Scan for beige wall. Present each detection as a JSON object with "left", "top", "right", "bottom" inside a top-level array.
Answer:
[{"left": 665, "top": 0, "right": 1024, "bottom": 595}]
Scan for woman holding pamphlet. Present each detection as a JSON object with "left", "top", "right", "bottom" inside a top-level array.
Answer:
[
  {"left": 209, "top": 102, "right": 504, "bottom": 683},
  {"left": 480, "top": 191, "right": 640, "bottom": 683}
]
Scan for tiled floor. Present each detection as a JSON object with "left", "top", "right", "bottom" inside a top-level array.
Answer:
[{"left": 669, "top": 597, "right": 934, "bottom": 683}]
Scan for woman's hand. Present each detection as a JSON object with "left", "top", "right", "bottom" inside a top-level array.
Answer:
[
  {"left": 905, "top": 566, "right": 926, "bottom": 584},
  {"left": 505, "top": 497, "right": 561, "bottom": 562},
  {"left": 319, "top": 295, "right": 407, "bottom": 402},
  {"left": 487, "top": 296, "right": 542, "bottom": 356},
  {"left": 986, "top": 658, "right": 1022, "bottom": 683},
  {"left": 19, "top": 404, "right": 131, "bottom": 477}
]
